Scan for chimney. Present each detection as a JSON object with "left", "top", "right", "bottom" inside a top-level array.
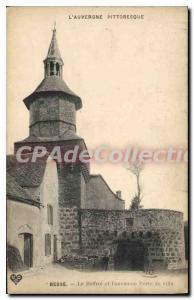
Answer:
[{"left": 116, "top": 190, "right": 121, "bottom": 199}]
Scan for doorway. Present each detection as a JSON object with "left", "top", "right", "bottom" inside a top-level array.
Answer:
[
  {"left": 24, "top": 233, "right": 33, "bottom": 268},
  {"left": 53, "top": 235, "right": 57, "bottom": 262},
  {"left": 114, "top": 240, "right": 145, "bottom": 271}
]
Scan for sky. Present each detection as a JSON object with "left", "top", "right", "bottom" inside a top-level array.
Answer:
[{"left": 7, "top": 7, "right": 188, "bottom": 219}]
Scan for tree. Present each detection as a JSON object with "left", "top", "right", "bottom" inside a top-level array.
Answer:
[{"left": 126, "top": 162, "right": 144, "bottom": 210}]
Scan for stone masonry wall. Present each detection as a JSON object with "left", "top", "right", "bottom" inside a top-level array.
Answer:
[
  {"left": 80, "top": 209, "right": 185, "bottom": 269},
  {"left": 57, "top": 164, "right": 86, "bottom": 208},
  {"left": 59, "top": 206, "right": 80, "bottom": 256},
  {"left": 29, "top": 96, "right": 76, "bottom": 137}
]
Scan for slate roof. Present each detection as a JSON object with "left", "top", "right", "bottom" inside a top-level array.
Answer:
[
  {"left": 7, "top": 172, "right": 33, "bottom": 201},
  {"left": 6, "top": 155, "right": 16, "bottom": 173},
  {"left": 35, "top": 76, "right": 78, "bottom": 96},
  {"left": 23, "top": 76, "right": 82, "bottom": 110},
  {"left": 6, "top": 172, "right": 40, "bottom": 207},
  {"left": 15, "top": 160, "right": 47, "bottom": 188},
  {"left": 7, "top": 155, "right": 45, "bottom": 207},
  {"left": 89, "top": 174, "right": 125, "bottom": 202},
  {"left": 23, "top": 28, "right": 82, "bottom": 110},
  {"left": 45, "top": 28, "right": 63, "bottom": 63},
  {"left": 7, "top": 155, "right": 46, "bottom": 188}
]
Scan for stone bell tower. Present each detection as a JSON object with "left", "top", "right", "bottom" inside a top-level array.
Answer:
[
  {"left": 14, "top": 27, "right": 90, "bottom": 211},
  {"left": 23, "top": 27, "right": 82, "bottom": 138}
]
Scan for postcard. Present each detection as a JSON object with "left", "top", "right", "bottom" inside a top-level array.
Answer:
[{"left": 6, "top": 6, "right": 188, "bottom": 294}]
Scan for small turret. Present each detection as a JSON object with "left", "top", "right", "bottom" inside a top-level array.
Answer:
[{"left": 43, "top": 25, "right": 64, "bottom": 78}]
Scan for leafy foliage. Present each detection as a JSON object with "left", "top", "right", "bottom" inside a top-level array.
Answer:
[{"left": 130, "top": 194, "right": 143, "bottom": 210}]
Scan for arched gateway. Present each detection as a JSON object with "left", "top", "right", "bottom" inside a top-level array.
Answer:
[{"left": 113, "top": 239, "right": 146, "bottom": 271}]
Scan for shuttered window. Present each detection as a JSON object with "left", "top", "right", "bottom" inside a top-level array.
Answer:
[
  {"left": 47, "top": 205, "right": 53, "bottom": 225},
  {"left": 45, "top": 234, "right": 51, "bottom": 256}
]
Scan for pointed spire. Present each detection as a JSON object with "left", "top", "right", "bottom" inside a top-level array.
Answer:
[
  {"left": 44, "top": 25, "right": 64, "bottom": 78},
  {"left": 46, "top": 25, "right": 63, "bottom": 62},
  {"left": 24, "top": 26, "right": 83, "bottom": 111}
]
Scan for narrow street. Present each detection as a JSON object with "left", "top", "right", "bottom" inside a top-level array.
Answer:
[{"left": 8, "top": 263, "right": 188, "bottom": 294}]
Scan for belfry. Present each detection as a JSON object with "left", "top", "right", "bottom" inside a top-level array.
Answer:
[
  {"left": 22, "top": 27, "right": 82, "bottom": 139},
  {"left": 44, "top": 26, "right": 64, "bottom": 78}
]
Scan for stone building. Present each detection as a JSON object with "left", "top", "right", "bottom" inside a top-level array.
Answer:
[
  {"left": 7, "top": 28, "right": 185, "bottom": 272},
  {"left": 7, "top": 155, "right": 60, "bottom": 270}
]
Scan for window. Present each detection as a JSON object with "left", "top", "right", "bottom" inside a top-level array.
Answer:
[
  {"left": 47, "top": 205, "right": 53, "bottom": 225},
  {"left": 131, "top": 232, "right": 135, "bottom": 238},
  {"left": 50, "top": 62, "right": 54, "bottom": 76},
  {"left": 45, "top": 234, "right": 51, "bottom": 256},
  {"left": 56, "top": 63, "right": 60, "bottom": 75},
  {"left": 125, "top": 218, "right": 134, "bottom": 227}
]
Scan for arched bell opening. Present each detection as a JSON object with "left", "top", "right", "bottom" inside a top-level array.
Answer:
[
  {"left": 44, "top": 61, "right": 62, "bottom": 78},
  {"left": 50, "top": 61, "right": 54, "bottom": 76},
  {"left": 56, "top": 62, "right": 60, "bottom": 76}
]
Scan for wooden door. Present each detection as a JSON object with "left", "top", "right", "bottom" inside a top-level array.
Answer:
[
  {"left": 24, "top": 233, "right": 33, "bottom": 268},
  {"left": 53, "top": 235, "right": 57, "bottom": 262}
]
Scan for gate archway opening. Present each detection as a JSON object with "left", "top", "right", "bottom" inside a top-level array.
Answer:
[{"left": 114, "top": 240, "right": 146, "bottom": 271}]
